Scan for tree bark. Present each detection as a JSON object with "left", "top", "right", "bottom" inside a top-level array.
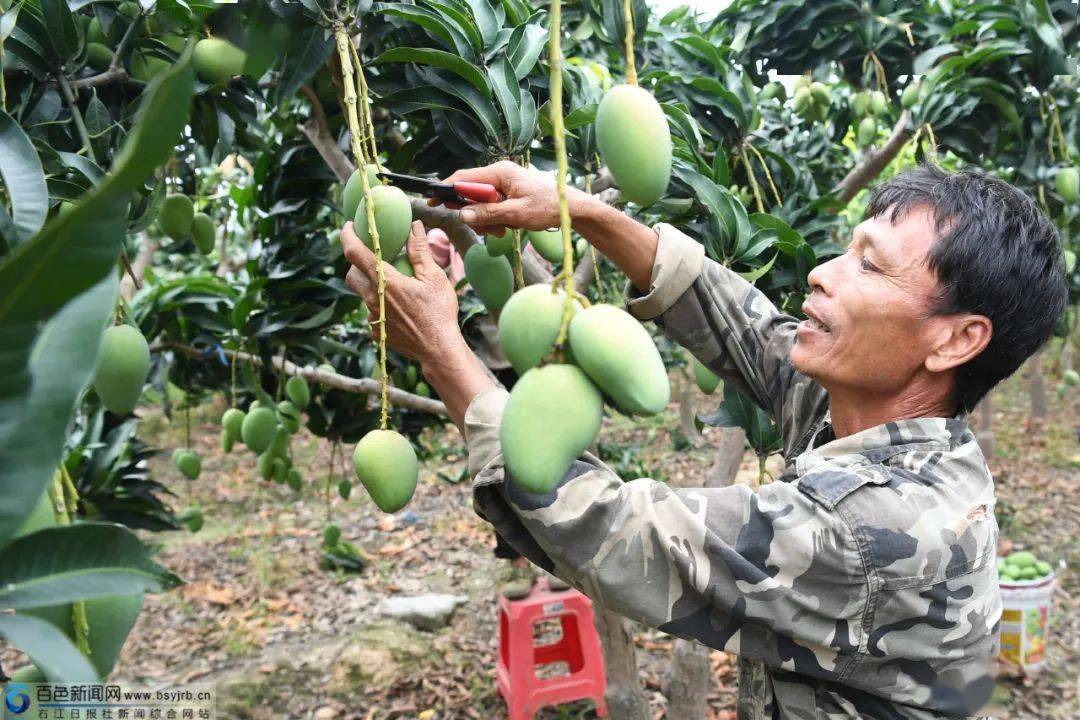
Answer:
[
  {"left": 663, "top": 426, "right": 745, "bottom": 720},
  {"left": 593, "top": 608, "right": 651, "bottom": 720},
  {"left": 120, "top": 235, "right": 157, "bottom": 301},
  {"left": 833, "top": 110, "right": 914, "bottom": 205},
  {"left": 163, "top": 343, "right": 447, "bottom": 416}
]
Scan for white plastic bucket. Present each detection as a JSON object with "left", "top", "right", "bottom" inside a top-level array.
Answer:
[{"left": 998, "top": 572, "right": 1055, "bottom": 675}]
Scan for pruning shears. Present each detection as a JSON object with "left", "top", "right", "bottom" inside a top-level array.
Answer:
[{"left": 377, "top": 171, "right": 502, "bottom": 209}]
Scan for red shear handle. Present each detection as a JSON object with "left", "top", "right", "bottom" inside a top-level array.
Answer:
[{"left": 453, "top": 182, "right": 503, "bottom": 203}]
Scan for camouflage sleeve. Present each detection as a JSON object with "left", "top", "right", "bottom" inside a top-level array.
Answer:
[
  {"left": 467, "top": 388, "right": 867, "bottom": 678},
  {"left": 625, "top": 223, "right": 828, "bottom": 457}
]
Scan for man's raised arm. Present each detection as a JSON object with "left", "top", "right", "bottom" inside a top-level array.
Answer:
[{"left": 446, "top": 162, "right": 828, "bottom": 456}]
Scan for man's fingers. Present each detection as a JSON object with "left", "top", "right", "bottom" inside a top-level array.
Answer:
[
  {"left": 345, "top": 266, "right": 375, "bottom": 304},
  {"left": 341, "top": 222, "right": 378, "bottom": 283},
  {"left": 405, "top": 221, "right": 440, "bottom": 275}
]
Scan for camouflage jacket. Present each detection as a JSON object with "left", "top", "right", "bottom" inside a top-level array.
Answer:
[{"left": 466, "top": 224, "right": 1001, "bottom": 719}]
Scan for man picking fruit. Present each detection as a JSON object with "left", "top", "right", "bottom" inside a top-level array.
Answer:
[{"left": 340, "top": 163, "right": 1068, "bottom": 719}]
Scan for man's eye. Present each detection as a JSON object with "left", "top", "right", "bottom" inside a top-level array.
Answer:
[{"left": 860, "top": 257, "right": 877, "bottom": 272}]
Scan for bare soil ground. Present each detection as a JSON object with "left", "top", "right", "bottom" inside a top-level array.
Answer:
[{"left": 4, "top": 366, "right": 1076, "bottom": 719}]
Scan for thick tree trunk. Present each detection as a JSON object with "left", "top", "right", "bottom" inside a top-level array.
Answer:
[
  {"left": 664, "top": 426, "right": 746, "bottom": 720},
  {"left": 593, "top": 609, "right": 651, "bottom": 720}
]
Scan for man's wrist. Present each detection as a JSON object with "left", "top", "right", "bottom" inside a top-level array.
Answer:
[{"left": 568, "top": 188, "right": 605, "bottom": 227}]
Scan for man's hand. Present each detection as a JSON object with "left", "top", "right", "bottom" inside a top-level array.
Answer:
[
  {"left": 341, "top": 220, "right": 462, "bottom": 364},
  {"left": 340, "top": 220, "right": 497, "bottom": 431},
  {"left": 433, "top": 160, "right": 590, "bottom": 237}
]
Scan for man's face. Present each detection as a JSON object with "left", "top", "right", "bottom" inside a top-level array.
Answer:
[{"left": 790, "top": 205, "right": 946, "bottom": 395}]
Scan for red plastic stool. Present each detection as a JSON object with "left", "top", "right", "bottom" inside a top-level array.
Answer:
[{"left": 497, "top": 575, "right": 609, "bottom": 720}]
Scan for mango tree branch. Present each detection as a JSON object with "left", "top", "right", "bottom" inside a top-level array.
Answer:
[
  {"left": 834, "top": 110, "right": 914, "bottom": 204},
  {"left": 162, "top": 343, "right": 448, "bottom": 417}
]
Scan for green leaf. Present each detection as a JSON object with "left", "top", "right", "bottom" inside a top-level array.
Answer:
[
  {"left": 736, "top": 251, "right": 778, "bottom": 284},
  {"left": 373, "top": 47, "right": 491, "bottom": 97},
  {"left": 0, "top": 613, "right": 98, "bottom": 682},
  {"left": 914, "top": 44, "right": 959, "bottom": 74},
  {"left": 488, "top": 57, "right": 522, "bottom": 150},
  {"left": 0, "top": 523, "right": 183, "bottom": 609},
  {"left": 376, "top": 2, "right": 476, "bottom": 61},
  {"left": 418, "top": 0, "right": 484, "bottom": 56},
  {"left": 0, "top": 110, "right": 48, "bottom": 246},
  {"left": 39, "top": 0, "right": 80, "bottom": 66},
  {"left": 419, "top": 66, "right": 500, "bottom": 139},
  {"left": 506, "top": 21, "right": 546, "bottom": 79},
  {"left": 563, "top": 102, "right": 597, "bottom": 131},
  {"left": 0, "top": 46, "right": 194, "bottom": 545},
  {"left": 273, "top": 25, "right": 335, "bottom": 105},
  {"left": 463, "top": 0, "right": 499, "bottom": 49}
]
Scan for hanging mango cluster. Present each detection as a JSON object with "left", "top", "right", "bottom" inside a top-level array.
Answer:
[
  {"left": 490, "top": 0, "right": 675, "bottom": 494},
  {"left": 333, "top": 24, "right": 419, "bottom": 515}
]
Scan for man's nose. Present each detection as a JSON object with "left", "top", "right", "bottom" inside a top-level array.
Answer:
[{"left": 806, "top": 255, "right": 840, "bottom": 296}]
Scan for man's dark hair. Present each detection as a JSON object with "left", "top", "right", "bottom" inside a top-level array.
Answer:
[{"left": 866, "top": 164, "right": 1068, "bottom": 415}]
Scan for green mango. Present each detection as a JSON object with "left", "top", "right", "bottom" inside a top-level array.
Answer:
[
  {"left": 241, "top": 407, "right": 278, "bottom": 453},
  {"left": 221, "top": 428, "right": 234, "bottom": 453},
  {"left": 1006, "top": 551, "right": 1037, "bottom": 568},
  {"left": 851, "top": 91, "right": 869, "bottom": 116},
  {"left": 760, "top": 81, "right": 785, "bottom": 102},
  {"left": 568, "top": 304, "right": 670, "bottom": 416},
  {"left": 342, "top": 164, "right": 383, "bottom": 220},
  {"left": 354, "top": 185, "right": 412, "bottom": 262},
  {"left": 257, "top": 452, "right": 275, "bottom": 480},
  {"left": 857, "top": 117, "right": 877, "bottom": 146},
  {"left": 1034, "top": 560, "right": 1052, "bottom": 576},
  {"left": 277, "top": 400, "right": 302, "bottom": 434},
  {"left": 338, "top": 478, "right": 352, "bottom": 500},
  {"left": 901, "top": 83, "right": 919, "bottom": 109},
  {"left": 1018, "top": 566, "right": 1038, "bottom": 580},
  {"left": 172, "top": 449, "right": 201, "bottom": 480},
  {"left": 323, "top": 523, "right": 341, "bottom": 547},
  {"left": 693, "top": 358, "right": 721, "bottom": 395},
  {"left": 486, "top": 229, "right": 514, "bottom": 257},
  {"left": 158, "top": 193, "right": 193, "bottom": 240},
  {"left": 998, "top": 564, "right": 1019, "bottom": 580},
  {"left": 393, "top": 255, "right": 415, "bottom": 277},
  {"left": 464, "top": 244, "right": 514, "bottom": 313},
  {"left": 500, "top": 364, "right": 603, "bottom": 493},
  {"left": 93, "top": 325, "right": 150, "bottom": 414},
  {"left": 192, "top": 37, "right": 247, "bottom": 85},
  {"left": 317, "top": 363, "right": 336, "bottom": 386},
  {"left": 269, "top": 427, "right": 290, "bottom": 458},
  {"left": 191, "top": 212, "right": 215, "bottom": 254},
  {"left": 792, "top": 86, "right": 813, "bottom": 115},
  {"left": 353, "top": 429, "right": 418, "bottom": 513},
  {"left": 272, "top": 458, "right": 287, "bottom": 484},
  {"left": 285, "top": 376, "right": 310, "bottom": 408},
  {"left": 1056, "top": 166, "right": 1079, "bottom": 203},
  {"left": 178, "top": 505, "right": 203, "bottom": 532},
  {"left": 497, "top": 284, "right": 581, "bottom": 374},
  {"left": 286, "top": 468, "right": 303, "bottom": 492},
  {"left": 869, "top": 90, "right": 887, "bottom": 115},
  {"left": 810, "top": 82, "right": 831, "bottom": 107},
  {"left": 129, "top": 52, "right": 170, "bottom": 82},
  {"left": 1064, "top": 369, "right": 1079, "bottom": 387},
  {"left": 87, "top": 17, "right": 111, "bottom": 45},
  {"left": 596, "top": 84, "right": 672, "bottom": 206},
  {"left": 414, "top": 381, "right": 431, "bottom": 397},
  {"left": 222, "top": 408, "right": 245, "bottom": 441},
  {"left": 525, "top": 229, "right": 565, "bottom": 263},
  {"left": 86, "top": 42, "right": 113, "bottom": 71},
  {"left": 575, "top": 237, "right": 588, "bottom": 258}
]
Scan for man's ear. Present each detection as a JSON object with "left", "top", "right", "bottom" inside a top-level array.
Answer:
[{"left": 925, "top": 314, "right": 992, "bottom": 373}]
